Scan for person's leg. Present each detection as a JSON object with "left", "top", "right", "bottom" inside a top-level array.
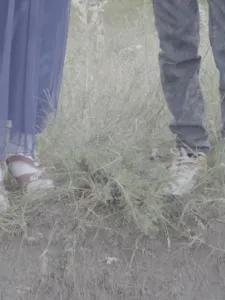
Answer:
[
  {"left": 8, "top": 0, "right": 70, "bottom": 155},
  {"left": 0, "top": 1, "right": 15, "bottom": 211},
  {"left": 0, "top": 1, "right": 15, "bottom": 161},
  {"left": 6, "top": 0, "right": 71, "bottom": 192},
  {"left": 208, "top": 0, "right": 225, "bottom": 136},
  {"left": 152, "top": 0, "right": 209, "bottom": 196},
  {"left": 152, "top": 0, "right": 210, "bottom": 154},
  {"left": 36, "top": 0, "right": 71, "bottom": 133}
]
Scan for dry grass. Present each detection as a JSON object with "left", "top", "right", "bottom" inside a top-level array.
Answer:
[
  {"left": 43, "top": 0, "right": 225, "bottom": 238},
  {"left": 0, "top": 0, "right": 225, "bottom": 240},
  {"left": 2, "top": 1, "right": 225, "bottom": 299}
]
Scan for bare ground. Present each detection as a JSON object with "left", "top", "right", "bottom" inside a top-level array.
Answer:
[{"left": 1, "top": 201, "right": 225, "bottom": 300}]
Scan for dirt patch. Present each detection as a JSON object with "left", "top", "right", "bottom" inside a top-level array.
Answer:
[{"left": 0, "top": 206, "right": 225, "bottom": 300}]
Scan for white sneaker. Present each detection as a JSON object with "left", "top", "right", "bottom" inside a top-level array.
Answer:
[
  {"left": 6, "top": 154, "right": 54, "bottom": 193},
  {"left": 165, "top": 148, "right": 207, "bottom": 197}
]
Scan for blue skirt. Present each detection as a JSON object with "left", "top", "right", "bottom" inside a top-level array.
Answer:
[{"left": 0, "top": 0, "right": 71, "bottom": 159}]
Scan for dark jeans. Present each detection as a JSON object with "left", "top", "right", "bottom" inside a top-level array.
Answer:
[{"left": 152, "top": 0, "right": 225, "bottom": 153}]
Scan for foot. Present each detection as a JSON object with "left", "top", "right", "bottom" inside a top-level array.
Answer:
[
  {"left": 6, "top": 154, "right": 54, "bottom": 193},
  {"left": 0, "top": 163, "right": 9, "bottom": 213},
  {"left": 164, "top": 148, "right": 207, "bottom": 197}
]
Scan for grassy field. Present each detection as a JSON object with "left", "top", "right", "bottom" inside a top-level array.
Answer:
[{"left": 1, "top": 1, "right": 225, "bottom": 299}]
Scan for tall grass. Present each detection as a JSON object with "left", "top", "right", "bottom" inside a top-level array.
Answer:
[
  {"left": 57, "top": 0, "right": 171, "bottom": 233},
  {"left": 1, "top": 0, "right": 225, "bottom": 240}
]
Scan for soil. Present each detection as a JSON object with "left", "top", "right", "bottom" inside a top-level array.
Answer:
[{"left": 0, "top": 206, "right": 225, "bottom": 300}]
